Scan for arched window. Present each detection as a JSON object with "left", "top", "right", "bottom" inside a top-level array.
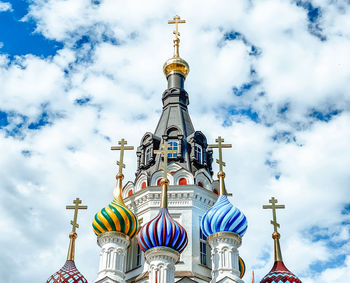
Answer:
[
  {"left": 179, "top": 178, "right": 187, "bottom": 185},
  {"left": 141, "top": 182, "right": 147, "bottom": 189},
  {"left": 168, "top": 140, "right": 178, "bottom": 158},
  {"left": 145, "top": 147, "right": 152, "bottom": 164},
  {"left": 194, "top": 144, "right": 202, "bottom": 164},
  {"left": 128, "top": 190, "right": 133, "bottom": 196}
]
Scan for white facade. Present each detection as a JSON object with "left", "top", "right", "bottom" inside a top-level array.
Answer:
[{"left": 123, "top": 183, "right": 219, "bottom": 282}]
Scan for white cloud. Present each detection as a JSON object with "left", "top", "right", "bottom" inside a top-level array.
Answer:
[
  {"left": 0, "top": 0, "right": 350, "bottom": 282},
  {"left": 0, "top": 1, "right": 12, "bottom": 12}
]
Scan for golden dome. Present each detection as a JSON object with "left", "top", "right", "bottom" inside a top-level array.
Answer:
[{"left": 163, "top": 56, "right": 190, "bottom": 78}]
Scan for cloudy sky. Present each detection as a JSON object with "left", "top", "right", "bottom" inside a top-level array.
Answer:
[{"left": 0, "top": 0, "right": 350, "bottom": 282}]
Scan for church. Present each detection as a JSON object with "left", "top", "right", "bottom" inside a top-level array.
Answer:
[{"left": 46, "top": 16, "right": 302, "bottom": 283}]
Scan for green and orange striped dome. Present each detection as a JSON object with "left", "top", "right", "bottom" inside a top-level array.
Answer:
[
  {"left": 93, "top": 176, "right": 139, "bottom": 238},
  {"left": 93, "top": 197, "right": 138, "bottom": 238}
]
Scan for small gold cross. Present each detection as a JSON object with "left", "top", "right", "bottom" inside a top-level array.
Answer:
[
  {"left": 208, "top": 136, "right": 232, "bottom": 173},
  {"left": 168, "top": 15, "right": 186, "bottom": 41},
  {"left": 66, "top": 198, "right": 88, "bottom": 233},
  {"left": 263, "top": 197, "right": 285, "bottom": 233},
  {"left": 154, "top": 141, "right": 177, "bottom": 179},
  {"left": 111, "top": 138, "right": 134, "bottom": 175}
]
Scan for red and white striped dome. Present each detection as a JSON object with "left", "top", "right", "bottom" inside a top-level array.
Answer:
[
  {"left": 260, "top": 261, "right": 301, "bottom": 283},
  {"left": 46, "top": 260, "right": 87, "bottom": 283}
]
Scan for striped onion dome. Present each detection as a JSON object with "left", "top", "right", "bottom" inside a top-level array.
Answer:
[
  {"left": 92, "top": 196, "right": 139, "bottom": 239},
  {"left": 46, "top": 260, "right": 87, "bottom": 283},
  {"left": 260, "top": 261, "right": 301, "bottom": 283},
  {"left": 201, "top": 195, "right": 248, "bottom": 238},
  {"left": 138, "top": 208, "right": 188, "bottom": 253}
]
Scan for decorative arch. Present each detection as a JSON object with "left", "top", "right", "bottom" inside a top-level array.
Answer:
[
  {"left": 173, "top": 168, "right": 194, "bottom": 185},
  {"left": 123, "top": 182, "right": 135, "bottom": 198},
  {"left": 150, "top": 169, "right": 174, "bottom": 186},
  {"left": 166, "top": 126, "right": 182, "bottom": 137},
  {"left": 135, "top": 173, "right": 148, "bottom": 193},
  {"left": 194, "top": 169, "right": 213, "bottom": 191}
]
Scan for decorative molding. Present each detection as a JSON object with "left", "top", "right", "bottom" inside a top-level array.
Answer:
[
  {"left": 95, "top": 232, "right": 130, "bottom": 283},
  {"left": 145, "top": 247, "right": 180, "bottom": 283},
  {"left": 207, "top": 232, "right": 243, "bottom": 283}
]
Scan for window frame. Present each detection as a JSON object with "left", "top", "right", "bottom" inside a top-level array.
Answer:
[
  {"left": 194, "top": 144, "right": 203, "bottom": 164},
  {"left": 167, "top": 139, "right": 178, "bottom": 158}
]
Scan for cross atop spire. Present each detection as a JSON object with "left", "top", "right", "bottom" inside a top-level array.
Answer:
[
  {"left": 154, "top": 141, "right": 177, "bottom": 180},
  {"left": 263, "top": 197, "right": 285, "bottom": 233},
  {"left": 65, "top": 197, "right": 87, "bottom": 261},
  {"left": 208, "top": 136, "right": 232, "bottom": 173},
  {"left": 66, "top": 197, "right": 88, "bottom": 234},
  {"left": 168, "top": 15, "right": 186, "bottom": 58},
  {"left": 111, "top": 138, "right": 134, "bottom": 177}
]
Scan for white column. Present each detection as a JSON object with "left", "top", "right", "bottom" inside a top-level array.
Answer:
[
  {"left": 207, "top": 232, "right": 244, "bottom": 283},
  {"left": 145, "top": 247, "right": 180, "bottom": 283},
  {"left": 95, "top": 231, "right": 130, "bottom": 283}
]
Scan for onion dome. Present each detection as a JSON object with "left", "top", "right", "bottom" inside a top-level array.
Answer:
[
  {"left": 138, "top": 176, "right": 188, "bottom": 253},
  {"left": 260, "top": 261, "right": 301, "bottom": 283},
  {"left": 92, "top": 174, "right": 139, "bottom": 238},
  {"left": 46, "top": 260, "right": 87, "bottom": 283},
  {"left": 201, "top": 172, "right": 248, "bottom": 238},
  {"left": 138, "top": 207, "right": 188, "bottom": 253}
]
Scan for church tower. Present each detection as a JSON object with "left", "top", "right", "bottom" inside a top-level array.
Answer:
[{"left": 122, "top": 16, "right": 219, "bottom": 282}]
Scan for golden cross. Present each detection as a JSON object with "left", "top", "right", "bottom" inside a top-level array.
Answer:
[
  {"left": 111, "top": 138, "right": 134, "bottom": 175},
  {"left": 154, "top": 141, "right": 177, "bottom": 179},
  {"left": 263, "top": 197, "right": 285, "bottom": 233},
  {"left": 66, "top": 198, "right": 88, "bottom": 233},
  {"left": 208, "top": 136, "right": 232, "bottom": 172},
  {"left": 168, "top": 15, "right": 186, "bottom": 41}
]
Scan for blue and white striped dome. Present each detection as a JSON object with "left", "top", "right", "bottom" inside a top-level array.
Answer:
[{"left": 201, "top": 195, "right": 247, "bottom": 238}]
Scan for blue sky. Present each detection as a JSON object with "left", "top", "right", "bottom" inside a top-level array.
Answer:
[{"left": 0, "top": 0, "right": 350, "bottom": 282}]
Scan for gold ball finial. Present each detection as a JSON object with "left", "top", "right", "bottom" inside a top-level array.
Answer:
[{"left": 272, "top": 231, "right": 281, "bottom": 239}]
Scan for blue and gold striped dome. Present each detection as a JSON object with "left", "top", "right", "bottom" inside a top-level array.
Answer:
[
  {"left": 93, "top": 176, "right": 139, "bottom": 239},
  {"left": 201, "top": 195, "right": 247, "bottom": 238}
]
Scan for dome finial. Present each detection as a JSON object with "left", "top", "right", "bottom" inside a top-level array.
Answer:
[
  {"left": 154, "top": 141, "right": 176, "bottom": 208},
  {"left": 111, "top": 138, "right": 134, "bottom": 200},
  {"left": 208, "top": 136, "right": 233, "bottom": 196},
  {"left": 92, "top": 138, "right": 139, "bottom": 238},
  {"left": 164, "top": 15, "right": 190, "bottom": 78},
  {"left": 262, "top": 197, "right": 286, "bottom": 262},
  {"left": 168, "top": 15, "right": 186, "bottom": 58},
  {"left": 65, "top": 198, "right": 87, "bottom": 261}
]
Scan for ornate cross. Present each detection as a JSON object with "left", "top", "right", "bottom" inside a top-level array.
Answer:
[
  {"left": 111, "top": 138, "right": 134, "bottom": 175},
  {"left": 66, "top": 198, "right": 88, "bottom": 233},
  {"left": 208, "top": 136, "right": 232, "bottom": 172},
  {"left": 168, "top": 15, "right": 186, "bottom": 41},
  {"left": 154, "top": 141, "right": 177, "bottom": 179},
  {"left": 263, "top": 197, "right": 285, "bottom": 233}
]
